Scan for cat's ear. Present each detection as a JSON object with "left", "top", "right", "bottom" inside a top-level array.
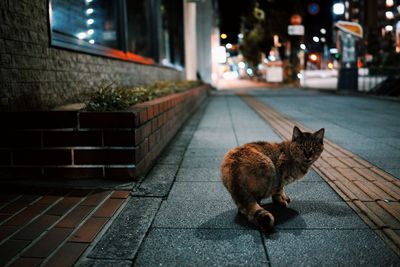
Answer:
[
  {"left": 314, "top": 128, "right": 325, "bottom": 143},
  {"left": 292, "top": 126, "right": 303, "bottom": 141}
]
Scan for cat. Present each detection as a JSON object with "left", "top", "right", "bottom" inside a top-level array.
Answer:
[{"left": 220, "top": 126, "right": 324, "bottom": 231}]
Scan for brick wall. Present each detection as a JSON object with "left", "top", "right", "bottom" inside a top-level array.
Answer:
[
  {"left": 0, "top": 0, "right": 183, "bottom": 111},
  {"left": 0, "top": 85, "right": 210, "bottom": 181}
]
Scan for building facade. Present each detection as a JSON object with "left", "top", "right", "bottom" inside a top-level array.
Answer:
[{"left": 0, "top": 0, "right": 217, "bottom": 111}]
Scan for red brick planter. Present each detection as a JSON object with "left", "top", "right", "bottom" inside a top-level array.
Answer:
[{"left": 0, "top": 85, "right": 210, "bottom": 181}]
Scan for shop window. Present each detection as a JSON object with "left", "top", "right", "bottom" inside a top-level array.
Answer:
[{"left": 49, "top": 0, "right": 184, "bottom": 67}]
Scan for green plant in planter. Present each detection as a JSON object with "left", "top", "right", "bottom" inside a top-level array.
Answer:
[
  {"left": 85, "top": 80, "right": 202, "bottom": 111},
  {"left": 85, "top": 82, "right": 130, "bottom": 111}
]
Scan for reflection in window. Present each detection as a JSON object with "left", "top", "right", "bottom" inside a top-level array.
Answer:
[
  {"left": 126, "top": 1, "right": 152, "bottom": 58},
  {"left": 51, "top": 0, "right": 119, "bottom": 49},
  {"left": 160, "top": 0, "right": 184, "bottom": 68},
  {"left": 50, "top": 0, "right": 184, "bottom": 67}
]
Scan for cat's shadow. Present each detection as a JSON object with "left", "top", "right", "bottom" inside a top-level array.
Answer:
[{"left": 196, "top": 201, "right": 350, "bottom": 241}]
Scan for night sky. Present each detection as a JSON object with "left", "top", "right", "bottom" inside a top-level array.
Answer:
[{"left": 218, "top": 0, "right": 334, "bottom": 51}]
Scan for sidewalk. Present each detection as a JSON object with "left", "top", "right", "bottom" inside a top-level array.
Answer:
[
  {"left": 1, "top": 85, "right": 399, "bottom": 266},
  {"left": 81, "top": 88, "right": 399, "bottom": 265}
]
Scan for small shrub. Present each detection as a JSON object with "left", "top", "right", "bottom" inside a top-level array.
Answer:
[{"left": 85, "top": 80, "right": 203, "bottom": 111}]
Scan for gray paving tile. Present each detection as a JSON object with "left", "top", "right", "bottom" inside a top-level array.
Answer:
[
  {"left": 77, "top": 259, "right": 132, "bottom": 267},
  {"left": 361, "top": 156, "right": 400, "bottom": 169},
  {"left": 181, "top": 156, "right": 223, "bottom": 169},
  {"left": 301, "top": 169, "right": 324, "bottom": 182},
  {"left": 134, "top": 229, "right": 268, "bottom": 267},
  {"left": 88, "top": 198, "right": 161, "bottom": 260},
  {"left": 188, "top": 138, "right": 237, "bottom": 149},
  {"left": 167, "top": 182, "right": 231, "bottom": 201},
  {"left": 131, "top": 165, "right": 179, "bottom": 197},
  {"left": 152, "top": 200, "right": 254, "bottom": 229},
  {"left": 156, "top": 146, "right": 186, "bottom": 165},
  {"left": 261, "top": 201, "right": 368, "bottom": 230},
  {"left": 185, "top": 147, "right": 228, "bottom": 158},
  {"left": 265, "top": 230, "right": 400, "bottom": 267},
  {"left": 175, "top": 167, "right": 221, "bottom": 182},
  {"left": 169, "top": 132, "right": 194, "bottom": 147},
  {"left": 284, "top": 181, "right": 342, "bottom": 201}
]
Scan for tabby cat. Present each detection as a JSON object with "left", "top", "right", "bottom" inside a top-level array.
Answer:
[{"left": 220, "top": 126, "right": 324, "bottom": 230}]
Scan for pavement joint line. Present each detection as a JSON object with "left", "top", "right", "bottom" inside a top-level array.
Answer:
[
  {"left": 239, "top": 93, "right": 400, "bottom": 256},
  {"left": 259, "top": 232, "right": 272, "bottom": 267},
  {"left": 76, "top": 194, "right": 132, "bottom": 264},
  {"left": 130, "top": 199, "right": 163, "bottom": 265},
  {"left": 225, "top": 95, "right": 240, "bottom": 146}
]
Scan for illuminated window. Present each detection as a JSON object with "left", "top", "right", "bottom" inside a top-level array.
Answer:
[
  {"left": 49, "top": 0, "right": 184, "bottom": 67},
  {"left": 51, "top": 0, "right": 119, "bottom": 49}
]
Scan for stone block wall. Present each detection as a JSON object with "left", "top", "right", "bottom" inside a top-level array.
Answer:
[{"left": 0, "top": 0, "right": 183, "bottom": 111}]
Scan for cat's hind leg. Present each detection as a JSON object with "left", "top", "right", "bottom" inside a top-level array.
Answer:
[{"left": 231, "top": 180, "right": 275, "bottom": 230}]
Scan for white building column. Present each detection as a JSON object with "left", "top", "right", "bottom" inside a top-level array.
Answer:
[{"left": 184, "top": 1, "right": 197, "bottom": 80}]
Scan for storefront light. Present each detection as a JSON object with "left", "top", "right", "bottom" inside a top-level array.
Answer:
[
  {"left": 385, "top": 25, "right": 393, "bottom": 31},
  {"left": 385, "top": 11, "right": 394, "bottom": 19},
  {"left": 87, "top": 19, "right": 94, "bottom": 25},
  {"left": 86, "top": 8, "right": 94, "bottom": 15},
  {"left": 77, "top": 32, "right": 87, "bottom": 39},
  {"left": 87, "top": 29, "right": 94, "bottom": 35},
  {"left": 386, "top": 0, "right": 394, "bottom": 7},
  {"left": 89, "top": 39, "right": 95, "bottom": 44}
]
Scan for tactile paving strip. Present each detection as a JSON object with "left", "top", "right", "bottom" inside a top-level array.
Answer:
[{"left": 240, "top": 94, "right": 400, "bottom": 256}]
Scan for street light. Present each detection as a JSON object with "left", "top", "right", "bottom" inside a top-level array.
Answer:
[
  {"left": 333, "top": 3, "right": 345, "bottom": 15},
  {"left": 313, "top": 36, "right": 320, "bottom": 43}
]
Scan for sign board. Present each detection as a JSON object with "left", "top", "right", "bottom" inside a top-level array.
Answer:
[
  {"left": 341, "top": 33, "right": 356, "bottom": 63},
  {"left": 288, "top": 25, "right": 305, "bottom": 36},
  {"left": 335, "top": 21, "right": 363, "bottom": 38},
  {"left": 266, "top": 67, "right": 283, "bottom": 82}
]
